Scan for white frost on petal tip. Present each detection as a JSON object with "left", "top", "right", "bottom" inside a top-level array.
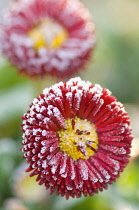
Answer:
[
  {"left": 41, "top": 146, "right": 47, "bottom": 154},
  {"left": 43, "top": 88, "right": 49, "bottom": 95},
  {"left": 76, "top": 182, "right": 83, "bottom": 189},
  {"left": 59, "top": 155, "right": 67, "bottom": 175},
  {"left": 33, "top": 128, "right": 41, "bottom": 135},
  {"left": 78, "top": 160, "right": 88, "bottom": 180},
  {"left": 66, "top": 186, "right": 73, "bottom": 191},
  {"left": 52, "top": 176, "right": 58, "bottom": 181},
  {"left": 61, "top": 173, "right": 67, "bottom": 178},
  {"left": 111, "top": 159, "right": 120, "bottom": 171},
  {"left": 51, "top": 166, "right": 57, "bottom": 174},
  {"left": 42, "top": 130, "right": 47, "bottom": 136}
]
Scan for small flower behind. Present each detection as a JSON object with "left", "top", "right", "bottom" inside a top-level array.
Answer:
[
  {"left": 12, "top": 163, "right": 49, "bottom": 203},
  {"left": 21, "top": 77, "right": 133, "bottom": 199},
  {"left": 1, "top": 0, "right": 96, "bottom": 78}
]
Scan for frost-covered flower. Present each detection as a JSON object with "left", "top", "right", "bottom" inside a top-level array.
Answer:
[
  {"left": 21, "top": 77, "right": 133, "bottom": 199},
  {"left": 1, "top": 0, "right": 96, "bottom": 78}
]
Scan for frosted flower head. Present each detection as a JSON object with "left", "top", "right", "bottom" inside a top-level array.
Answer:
[
  {"left": 1, "top": 0, "right": 96, "bottom": 78},
  {"left": 21, "top": 77, "right": 133, "bottom": 199}
]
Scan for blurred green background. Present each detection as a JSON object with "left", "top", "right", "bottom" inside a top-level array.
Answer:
[{"left": 0, "top": 0, "right": 139, "bottom": 209}]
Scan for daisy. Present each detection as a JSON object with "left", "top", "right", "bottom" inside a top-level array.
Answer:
[
  {"left": 1, "top": 0, "right": 96, "bottom": 78},
  {"left": 21, "top": 77, "right": 133, "bottom": 199}
]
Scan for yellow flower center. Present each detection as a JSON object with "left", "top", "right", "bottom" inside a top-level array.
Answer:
[
  {"left": 58, "top": 117, "right": 98, "bottom": 161},
  {"left": 28, "top": 18, "right": 68, "bottom": 50}
]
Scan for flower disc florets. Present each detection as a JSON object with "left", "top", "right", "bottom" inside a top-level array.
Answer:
[
  {"left": 21, "top": 77, "right": 133, "bottom": 199},
  {"left": 1, "top": 0, "right": 96, "bottom": 78}
]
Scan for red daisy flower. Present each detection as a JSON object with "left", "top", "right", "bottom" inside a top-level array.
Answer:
[
  {"left": 21, "top": 77, "right": 133, "bottom": 199},
  {"left": 1, "top": 0, "right": 96, "bottom": 78}
]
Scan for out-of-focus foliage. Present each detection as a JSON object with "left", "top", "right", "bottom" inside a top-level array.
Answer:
[{"left": 0, "top": 0, "right": 139, "bottom": 210}]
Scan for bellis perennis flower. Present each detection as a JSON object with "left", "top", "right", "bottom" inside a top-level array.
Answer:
[
  {"left": 1, "top": 0, "right": 96, "bottom": 78},
  {"left": 21, "top": 77, "right": 133, "bottom": 199}
]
